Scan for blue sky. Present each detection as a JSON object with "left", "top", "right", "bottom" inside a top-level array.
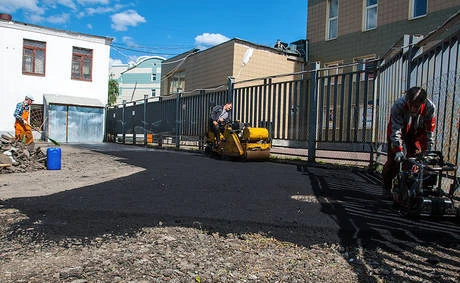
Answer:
[{"left": 1, "top": 0, "right": 307, "bottom": 65}]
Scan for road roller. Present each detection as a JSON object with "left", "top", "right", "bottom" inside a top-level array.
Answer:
[{"left": 204, "top": 121, "right": 271, "bottom": 160}]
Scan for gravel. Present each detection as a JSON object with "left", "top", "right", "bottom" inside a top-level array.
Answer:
[{"left": 0, "top": 143, "right": 459, "bottom": 282}]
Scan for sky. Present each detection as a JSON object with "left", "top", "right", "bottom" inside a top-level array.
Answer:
[{"left": 1, "top": 0, "right": 308, "bottom": 66}]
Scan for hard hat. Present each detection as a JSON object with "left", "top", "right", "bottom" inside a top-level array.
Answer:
[{"left": 25, "top": 95, "right": 35, "bottom": 101}]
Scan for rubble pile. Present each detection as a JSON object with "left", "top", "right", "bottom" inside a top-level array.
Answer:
[{"left": 0, "top": 134, "right": 47, "bottom": 173}]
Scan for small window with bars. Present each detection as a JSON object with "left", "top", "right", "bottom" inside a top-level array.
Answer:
[{"left": 323, "top": 61, "right": 343, "bottom": 85}]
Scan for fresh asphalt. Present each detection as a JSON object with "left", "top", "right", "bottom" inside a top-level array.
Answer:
[{"left": 5, "top": 142, "right": 460, "bottom": 249}]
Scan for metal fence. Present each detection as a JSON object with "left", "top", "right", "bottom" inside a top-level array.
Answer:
[
  {"left": 106, "top": 23, "right": 459, "bottom": 170},
  {"left": 376, "top": 29, "right": 459, "bottom": 174},
  {"left": 106, "top": 68, "right": 376, "bottom": 165}
]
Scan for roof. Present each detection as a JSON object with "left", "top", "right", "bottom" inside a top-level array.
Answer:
[
  {"left": 136, "top": 56, "right": 166, "bottom": 64},
  {"left": 415, "top": 9, "right": 460, "bottom": 54},
  {"left": 122, "top": 55, "right": 167, "bottom": 74},
  {"left": 380, "top": 10, "right": 460, "bottom": 64},
  {"left": 162, "top": 38, "right": 305, "bottom": 64},
  {"left": 44, "top": 94, "right": 105, "bottom": 108},
  {"left": 231, "top": 38, "right": 304, "bottom": 57},
  {"left": 0, "top": 18, "right": 113, "bottom": 44}
]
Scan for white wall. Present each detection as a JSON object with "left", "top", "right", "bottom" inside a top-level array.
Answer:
[{"left": 0, "top": 20, "right": 111, "bottom": 133}]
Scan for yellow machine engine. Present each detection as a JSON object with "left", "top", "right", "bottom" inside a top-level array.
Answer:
[{"left": 205, "top": 122, "right": 271, "bottom": 160}]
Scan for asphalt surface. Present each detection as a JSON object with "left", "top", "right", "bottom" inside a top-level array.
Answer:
[{"left": 3, "top": 143, "right": 460, "bottom": 249}]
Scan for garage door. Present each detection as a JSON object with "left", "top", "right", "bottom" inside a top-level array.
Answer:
[{"left": 48, "top": 104, "right": 104, "bottom": 143}]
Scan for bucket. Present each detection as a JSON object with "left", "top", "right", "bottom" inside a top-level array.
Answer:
[{"left": 47, "top": 147, "right": 61, "bottom": 170}]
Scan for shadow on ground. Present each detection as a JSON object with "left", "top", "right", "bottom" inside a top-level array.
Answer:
[
  {"left": 301, "top": 164, "right": 460, "bottom": 282},
  {"left": 3, "top": 147, "right": 460, "bottom": 281},
  {"left": 4, "top": 150, "right": 338, "bottom": 246}
]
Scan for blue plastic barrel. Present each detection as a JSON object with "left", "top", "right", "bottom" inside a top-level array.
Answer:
[{"left": 47, "top": 147, "right": 61, "bottom": 170}]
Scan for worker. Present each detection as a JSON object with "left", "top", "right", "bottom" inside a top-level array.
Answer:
[
  {"left": 14, "top": 95, "right": 35, "bottom": 150},
  {"left": 381, "top": 86, "right": 436, "bottom": 199},
  {"left": 209, "top": 101, "right": 233, "bottom": 146}
]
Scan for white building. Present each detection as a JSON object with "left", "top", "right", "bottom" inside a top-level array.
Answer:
[
  {"left": 0, "top": 14, "right": 112, "bottom": 143},
  {"left": 109, "top": 62, "right": 128, "bottom": 80}
]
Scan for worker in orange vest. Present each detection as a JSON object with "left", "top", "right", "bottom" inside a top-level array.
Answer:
[{"left": 14, "top": 95, "right": 35, "bottom": 150}]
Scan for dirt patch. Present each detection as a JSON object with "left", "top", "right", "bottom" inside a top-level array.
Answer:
[{"left": 0, "top": 143, "right": 459, "bottom": 282}]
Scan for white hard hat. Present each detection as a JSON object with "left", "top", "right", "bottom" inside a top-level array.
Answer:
[{"left": 25, "top": 95, "right": 35, "bottom": 101}]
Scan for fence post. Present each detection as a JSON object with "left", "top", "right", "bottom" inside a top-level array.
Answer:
[
  {"left": 227, "top": 76, "right": 235, "bottom": 103},
  {"left": 175, "top": 88, "right": 182, "bottom": 149},
  {"left": 227, "top": 76, "right": 235, "bottom": 125},
  {"left": 308, "top": 62, "right": 320, "bottom": 162},
  {"left": 122, "top": 100, "right": 126, "bottom": 144},
  {"left": 143, "top": 95, "right": 148, "bottom": 146},
  {"left": 132, "top": 101, "right": 136, "bottom": 145},
  {"left": 405, "top": 34, "right": 422, "bottom": 90}
]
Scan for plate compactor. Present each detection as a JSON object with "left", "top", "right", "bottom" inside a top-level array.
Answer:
[
  {"left": 205, "top": 122, "right": 271, "bottom": 160},
  {"left": 392, "top": 151, "right": 460, "bottom": 218}
]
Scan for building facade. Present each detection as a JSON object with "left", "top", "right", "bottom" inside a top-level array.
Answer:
[
  {"left": 112, "top": 56, "right": 165, "bottom": 104},
  {"left": 161, "top": 38, "right": 305, "bottom": 96},
  {"left": 307, "top": 0, "right": 460, "bottom": 68},
  {"left": 0, "top": 14, "right": 112, "bottom": 143}
]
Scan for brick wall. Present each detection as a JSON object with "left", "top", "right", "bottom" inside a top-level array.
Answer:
[
  {"left": 161, "top": 39, "right": 304, "bottom": 95},
  {"left": 307, "top": 0, "right": 460, "bottom": 65}
]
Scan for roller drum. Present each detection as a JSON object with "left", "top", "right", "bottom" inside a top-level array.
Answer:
[{"left": 245, "top": 149, "right": 270, "bottom": 160}]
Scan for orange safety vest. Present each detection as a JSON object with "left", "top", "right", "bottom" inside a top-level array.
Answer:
[{"left": 14, "top": 104, "right": 34, "bottom": 145}]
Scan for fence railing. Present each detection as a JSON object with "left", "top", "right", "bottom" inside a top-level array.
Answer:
[
  {"left": 106, "top": 68, "right": 377, "bottom": 165},
  {"left": 376, "top": 28, "right": 459, "bottom": 174},
  {"left": 106, "top": 20, "right": 459, "bottom": 171}
]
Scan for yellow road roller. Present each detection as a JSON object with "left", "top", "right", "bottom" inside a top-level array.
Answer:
[{"left": 204, "top": 122, "right": 271, "bottom": 160}]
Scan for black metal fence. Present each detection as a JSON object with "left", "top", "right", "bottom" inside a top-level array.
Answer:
[
  {"left": 375, "top": 29, "right": 459, "bottom": 174},
  {"left": 106, "top": 68, "right": 376, "bottom": 165},
  {"left": 106, "top": 24, "right": 459, "bottom": 170}
]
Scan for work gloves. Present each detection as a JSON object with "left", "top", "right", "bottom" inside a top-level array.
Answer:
[{"left": 394, "top": 152, "right": 405, "bottom": 162}]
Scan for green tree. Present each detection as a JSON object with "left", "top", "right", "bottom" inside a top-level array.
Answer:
[{"left": 108, "top": 77, "right": 119, "bottom": 106}]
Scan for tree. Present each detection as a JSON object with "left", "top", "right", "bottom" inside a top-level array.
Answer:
[{"left": 108, "top": 77, "right": 119, "bottom": 106}]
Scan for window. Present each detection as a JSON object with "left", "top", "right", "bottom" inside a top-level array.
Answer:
[
  {"left": 327, "top": 0, "right": 339, "bottom": 40},
  {"left": 168, "top": 71, "right": 185, "bottom": 95},
  {"left": 364, "top": 0, "right": 378, "bottom": 31},
  {"left": 353, "top": 54, "right": 377, "bottom": 81},
  {"left": 151, "top": 73, "right": 157, "bottom": 81},
  {"left": 23, "top": 39, "right": 46, "bottom": 76},
  {"left": 71, "top": 47, "right": 93, "bottom": 81},
  {"left": 323, "top": 61, "right": 343, "bottom": 84},
  {"left": 410, "top": 0, "right": 427, "bottom": 19},
  {"left": 151, "top": 89, "right": 156, "bottom": 97}
]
